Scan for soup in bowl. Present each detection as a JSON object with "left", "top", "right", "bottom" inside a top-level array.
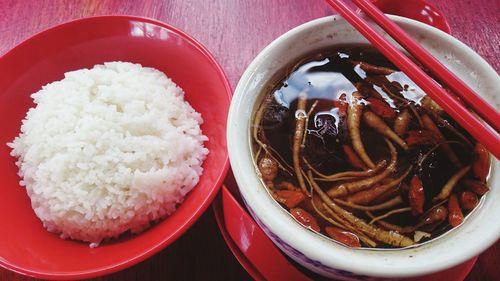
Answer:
[{"left": 228, "top": 15, "right": 499, "bottom": 280}]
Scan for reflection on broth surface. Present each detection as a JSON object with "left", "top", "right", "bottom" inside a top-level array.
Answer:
[{"left": 252, "top": 45, "right": 490, "bottom": 249}]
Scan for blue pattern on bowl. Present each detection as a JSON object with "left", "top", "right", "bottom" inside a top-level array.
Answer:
[{"left": 240, "top": 196, "right": 386, "bottom": 281}]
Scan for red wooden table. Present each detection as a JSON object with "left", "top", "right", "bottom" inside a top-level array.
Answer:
[{"left": 0, "top": 0, "right": 498, "bottom": 280}]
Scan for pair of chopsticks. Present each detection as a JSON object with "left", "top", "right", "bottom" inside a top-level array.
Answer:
[{"left": 325, "top": 0, "right": 500, "bottom": 159}]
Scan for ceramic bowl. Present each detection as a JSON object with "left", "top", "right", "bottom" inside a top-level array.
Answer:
[
  {"left": 0, "top": 16, "right": 231, "bottom": 279},
  {"left": 227, "top": 15, "right": 499, "bottom": 280}
]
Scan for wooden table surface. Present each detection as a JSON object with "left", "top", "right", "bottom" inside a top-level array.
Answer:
[{"left": 0, "top": 0, "right": 498, "bottom": 280}]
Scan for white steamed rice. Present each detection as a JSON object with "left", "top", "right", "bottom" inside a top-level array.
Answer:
[{"left": 8, "top": 62, "right": 208, "bottom": 247}]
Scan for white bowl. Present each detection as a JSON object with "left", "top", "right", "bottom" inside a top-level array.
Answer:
[{"left": 227, "top": 15, "right": 500, "bottom": 280}]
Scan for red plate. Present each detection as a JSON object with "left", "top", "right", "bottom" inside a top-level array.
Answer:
[
  {"left": 366, "top": 0, "right": 451, "bottom": 33},
  {"left": 0, "top": 16, "right": 231, "bottom": 279},
  {"left": 216, "top": 175, "right": 477, "bottom": 281}
]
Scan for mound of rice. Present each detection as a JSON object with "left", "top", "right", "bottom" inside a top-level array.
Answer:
[{"left": 8, "top": 62, "right": 208, "bottom": 247}]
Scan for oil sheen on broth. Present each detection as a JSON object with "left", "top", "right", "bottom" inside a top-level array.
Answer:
[{"left": 253, "top": 45, "right": 490, "bottom": 249}]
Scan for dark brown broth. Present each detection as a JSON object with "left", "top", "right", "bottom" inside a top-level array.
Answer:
[{"left": 253, "top": 45, "right": 486, "bottom": 249}]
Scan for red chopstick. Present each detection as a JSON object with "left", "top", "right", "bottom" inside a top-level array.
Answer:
[
  {"left": 352, "top": 0, "right": 500, "bottom": 133},
  {"left": 325, "top": 0, "right": 500, "bottom": 159}
]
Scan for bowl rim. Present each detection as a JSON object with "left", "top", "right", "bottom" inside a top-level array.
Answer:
[
  {"left": 228, "top": 14, "right": 499, "bottom": 278},
  {"left": 0, "top": 15, "right": 232, "bottom": 280}
]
